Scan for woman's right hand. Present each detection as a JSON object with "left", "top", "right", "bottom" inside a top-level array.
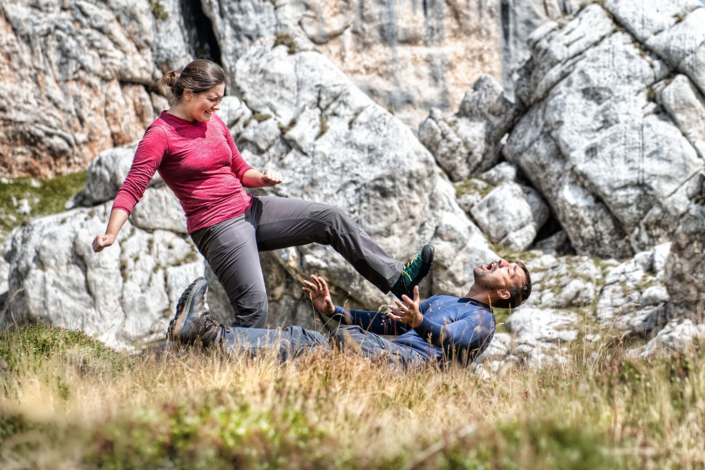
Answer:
[{"left": 92, "top": 234, "right": 116, "bottom": 253}]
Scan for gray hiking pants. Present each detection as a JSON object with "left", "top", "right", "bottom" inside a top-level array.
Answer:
[
  {"left": 191, "top": 196, "right": 404, "bottom": 328},
  {"left": 221, "top": 324, "right": 429, "bottom": 368}
]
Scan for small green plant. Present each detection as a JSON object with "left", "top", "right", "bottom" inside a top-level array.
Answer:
[
  {"left": 278, "top": 117, "right": 298, "bottom": 134},
  {"left": 149, "top": 0, "right": 169, "bottom": 21},
  {"left": 454, "top": 178, "right": 495, "bottom": 199},
  {"left": 252, "top": 113, "right": 272, "bottom": 123},
  {"left": 0, "top": 171, "right": 87, "bottom": 236},
  {"left": 316, "top": 115, "right": 329, "bottom": 139},
  {"left": 274, "top": 33, "right": 297, "bottom": 55}
]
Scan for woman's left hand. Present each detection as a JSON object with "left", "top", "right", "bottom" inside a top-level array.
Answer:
[{"left": 261, "top": 169, "right": 283, "bottom": 187}]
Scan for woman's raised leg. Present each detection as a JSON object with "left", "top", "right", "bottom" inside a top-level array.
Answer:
[{"left": 248, "top": 196, "right": 405, "bottom": 293}]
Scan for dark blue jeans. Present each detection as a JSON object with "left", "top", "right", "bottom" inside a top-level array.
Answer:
[{"left": 220, "top": 325, "right": 429, "bottom": 368}]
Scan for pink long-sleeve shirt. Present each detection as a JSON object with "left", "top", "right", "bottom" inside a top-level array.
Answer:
[{"left": 112, "top": 111, "right": 254, "bottom": 234}]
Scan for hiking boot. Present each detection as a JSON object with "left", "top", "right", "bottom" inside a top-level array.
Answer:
[
  {"left": 166, "top": 277, "right": 228, "bottom": 346},
  {"left": 391, "top": 245, "right": 434, "bottom": 300}
]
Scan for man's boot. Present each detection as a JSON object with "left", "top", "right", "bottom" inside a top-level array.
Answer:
[{"left": 166, "top": 277, "right": 229, "bottom": 346}]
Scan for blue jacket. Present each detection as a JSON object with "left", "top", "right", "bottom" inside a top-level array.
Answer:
[{"left": 332, "top": 295, "right": 495, "bottom": 366}]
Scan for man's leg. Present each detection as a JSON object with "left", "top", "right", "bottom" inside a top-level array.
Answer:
[
  {"left": 191, "top": 215, "right": 269, "bottom": 328},
  {"left": 167, "top": 277, "right": 329, "bottom": 361},
  {"left": 248, "top": 196, "right": 404, "bottom": 293},
  {"left": 330, "top": 325, "right": 429, "bottom": 369},
  {"left": 220, "top": 326, "right": 330, "bottom": 362}
]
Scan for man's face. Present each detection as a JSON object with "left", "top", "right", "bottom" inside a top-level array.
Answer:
[{"left": 473, "top": 259, "right": 522, "bottom": 293}]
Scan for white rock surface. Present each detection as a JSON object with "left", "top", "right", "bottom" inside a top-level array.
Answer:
[
  {"left": 504, "top": 4, "right": 704, "bottom": 259},
  {"left": 232, "top": 37, "right": 496, "bottom": 307},
  {"left": 640, "top": 319, "right": 705, "bottom": 357},
  {"left": 594, "top": 246, "right": 673, "bottom": 335},
  {"left": 525, "top": 253, "right": 601, "bottom": 309},
  {"left": 0, "top": 0, "right": 177, "bottom": 177},
  {"left": 419, "top": 74, "right": 522, "bottom": 181},
  {"left": 659, "top": 75, "right": 705, "bottom": 159},
  {"left": 666, "top": 175, "right": 705, "bottom": 320},
  {"left": 500, "top": 0, "right": 582, "bottom": 99},
  {"left": 604, "top": 0, "right": 705, "bottom": 97},
  {"left": 2, "top": 203, "right": 205, "bottom": 349},
  {"left": 470, "top": 182, "right": 549, "bottom": 251},
  {"left": 506, "top": 307, "right": 579, "bottom": 343}
]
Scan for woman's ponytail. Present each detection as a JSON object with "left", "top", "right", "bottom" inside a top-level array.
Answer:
[
  {"left": 158, "top": 70, "right": 180, "bottom": 101},
  {"left": 156, "top": 61, "right": 225, "bottom": 104}
]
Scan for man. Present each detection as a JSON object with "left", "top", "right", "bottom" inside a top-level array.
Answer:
[{"left": 167, "top": 259, "right": 531, "bottom": 368}]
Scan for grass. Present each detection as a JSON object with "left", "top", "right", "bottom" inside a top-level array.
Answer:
[
  {"left": 2, "top": 323, "right": 705, "bottom": 468},
  {"left": 454, "top": 178, "right": 495, "bottom": 200},
  {"left": 0, "top": 171, "right": 87, "bottom": 237}
]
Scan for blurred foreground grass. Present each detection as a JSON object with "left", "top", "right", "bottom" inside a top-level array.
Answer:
[{"left": 1, "top": 323, "right": 704, "bottom": 469}]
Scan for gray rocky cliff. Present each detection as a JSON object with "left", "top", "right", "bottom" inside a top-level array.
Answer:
[
  {"left": 0, "top": 0, "right": 190, "bottom": 177},
  {"left": 1, "top": 41, "right": 496, "bottom": 348},
  {"left": 0, "top": 0, "right": 505, "bottom": 178}
]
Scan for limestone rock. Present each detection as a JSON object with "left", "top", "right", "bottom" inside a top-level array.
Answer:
[
  {"left": 604, "top": 0, "right": 703, "bottom": 44},
  {"left": 666, "top": 176, "right": 705, "bottom": 320},
  {"left": 604, "top": 0, "right": 705, "bottom": 96},
  {"left": 504, "top": 4, "right": 704, "bottom": 258},
  {"left": 525, "top": 253, "right": 601, "bottom": 309},
  {"left": 470, "top": 182, "right": 549, "bottom": 251},
  {"left": 151, "top": 0, "right": 193, "bottom": 72},
  {"left": 476, "top": 332, "right": 513, "bottom": 363},
  {"left": 595, "top": 246, "right": 672, "bottom": 335},
  {"left": 506, "top": 307, "right": 579, "bottom": 343},
  {"left": 232, "top": 37, "right": 496, "bottom": 309},
  {"left": 480, "top": 162, "right": 518, "bottom": 186},
  {"left": 1, "top": 203, "right": 210, "bottom": 349},
  {"left": 500, "top": 0, "right": 582, "bottom": 99},
  {"left": 130, "top": 186, "right": 187, "bottom": 235},
  {"left": 298, "top": 0, "right": 504, "bottom": 129},
  {"left": 0, "top": 0, "right": 172, "bottom": 177},
  {"left": 659, "top": 75, "right": 705, "bottom": 159},
  {"left": 419, "top": 74, "right": 522, "bottom": 181},
  {"left": 640, "top": 319, "right": 705, "bottom": 357},
  {"left": 80, "top": 142, "right": 162, "bottom": 206}
]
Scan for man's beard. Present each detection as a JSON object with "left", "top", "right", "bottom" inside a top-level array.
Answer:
[{"left": 473, "top": 266, "right": 504, "bottom": 291}]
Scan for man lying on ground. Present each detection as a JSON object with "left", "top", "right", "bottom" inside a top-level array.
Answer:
[{"left": 166, "top": 259, "right": 531, "bottom": 368}]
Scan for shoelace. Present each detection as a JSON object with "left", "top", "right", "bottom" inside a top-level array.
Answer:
[
  {"left": 401, "top": 252, "right": 422, "bottom": 282},
  {"left": 200, "top": 315, "right": 231, "bottom": 343}
]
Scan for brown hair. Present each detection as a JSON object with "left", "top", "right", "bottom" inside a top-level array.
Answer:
[
  {"left": 157, "top": 59, "right": 226, "bottom": 103},
  {"left": 492, "top": 260, "right": 532, "bottom": 310}
]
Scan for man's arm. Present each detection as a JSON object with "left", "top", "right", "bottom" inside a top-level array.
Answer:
[
  {"left": 302, "top": 275, "right": 410, "bottom": 335},
  {"left": 331, "top": 305, "right": 411, "bottom": 336},
  {"left": 387, "top": 287, "right": 494, "bottom": 360}
]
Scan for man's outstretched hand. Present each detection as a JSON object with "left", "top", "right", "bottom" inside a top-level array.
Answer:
[
  {"left": 387, "top": 286, "right": 423, "bottom": 328},
  {"left": 302, "top": 275, "right": 336, "bottom": 316}
]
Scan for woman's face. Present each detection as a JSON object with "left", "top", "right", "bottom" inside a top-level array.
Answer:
[{"left": 183, "top": 83, "right": 225, "bottom": 122}]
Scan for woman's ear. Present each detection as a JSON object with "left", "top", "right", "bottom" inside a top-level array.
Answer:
[{"left": 183, "top": 89, "right": 193, "bottom": 100}]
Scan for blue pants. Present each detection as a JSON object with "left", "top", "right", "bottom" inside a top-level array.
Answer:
[{"left": 220, "top": 324, "right": 429, "bottom": 368}]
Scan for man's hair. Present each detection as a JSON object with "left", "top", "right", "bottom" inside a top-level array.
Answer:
[{"left": 491, "top": 261, "right": 531, "bottom": 310}]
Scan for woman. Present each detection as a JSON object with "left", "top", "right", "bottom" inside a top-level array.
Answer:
[{"left": 92, "top": 59, "right": 433, "bottom": 328}]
